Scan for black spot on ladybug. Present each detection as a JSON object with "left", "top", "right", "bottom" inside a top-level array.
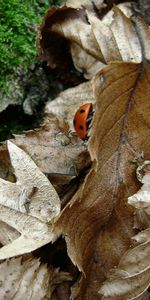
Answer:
[
  {"left": 79, "top": 125, "right": 84, "bottom": 130},
  {"left": 73, "top": 119, "right": 76, "bottom": 126},
  {"left": 80, "top": 109, "right": 85, "bottom": 113}
]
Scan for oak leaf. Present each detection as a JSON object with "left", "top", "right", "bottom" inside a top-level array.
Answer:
[{"left": 0, "top": 141, "right": 60, "bottom": 259}]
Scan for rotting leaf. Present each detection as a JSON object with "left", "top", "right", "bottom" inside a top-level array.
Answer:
[
  {"left": 39, "top": 5, "right": 150, "bottom": 79},
  {"left": 0, "top": 141, "right": 60, "bottom": 259},
  {"left": 53, "top": 61, "right": 150, "bottom": 299},
  {"left": 0, "top": 257, "right": 72, "bottom": 299}
]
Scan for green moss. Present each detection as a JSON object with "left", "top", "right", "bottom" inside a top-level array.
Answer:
[{"left": 0, "top": 0, "right": 63, "bottom": 92}]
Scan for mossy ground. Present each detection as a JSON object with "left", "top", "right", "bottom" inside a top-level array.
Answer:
[
  {"left": 0, "top": 0, "right": 64, "bottom": 141},
  {"left": 0, "top": 0, "right": 63, "bottom": 92}
]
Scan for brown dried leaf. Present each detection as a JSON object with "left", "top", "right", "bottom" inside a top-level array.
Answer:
[
  {"left": 39, "top": 5, "right": 150, "bottom": 79},
  {"left": 0, "top": 257, "right": 72, "bottom": 299},
  {"left": 99, "top": 229, "right": 150, "bottom": 300},
  {"left": 0, "top": 141, "right": 60, "bottom": 259},
  {"left": 53, "top": 61, "right": 150, "bottom": 299}
]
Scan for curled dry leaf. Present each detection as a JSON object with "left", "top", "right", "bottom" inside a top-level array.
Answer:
[
  {"left": 39, "top": 4, "right": 150, "bottom": 79},
  {"left": 45, "top": 81, "right": 95, "bottom": 131},
  {"left": 0, "top": 141, "right": 60, "bottom": 259},
  {"left": 0, "top": 257, "right": 72, "bottom": 300},
  {"left": 0, "top": 221, "right": 20, "bottom": 246},
  {"left": 99, "top": 229, "right": 150, "bottom": 300},
  {"left": 53, "top": 61, "right": 150, "bottom": 299}
]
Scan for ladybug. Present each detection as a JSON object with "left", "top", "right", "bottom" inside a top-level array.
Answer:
[{"left": 73, "top": 102, "right": 93, "bottom": 140}]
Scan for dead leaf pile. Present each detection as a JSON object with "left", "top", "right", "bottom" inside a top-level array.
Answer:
[{"left": 0, "top": 1, "right": 150, "bottom": 299}]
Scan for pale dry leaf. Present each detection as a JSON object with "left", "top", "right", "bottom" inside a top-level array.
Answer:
[
  {"left": 66, "top": 0, "right": 106, "bottom": 10},
  {"left": 128, "top": 166, "right": 150, "bottom": 229},
  {"left": 39, "top": 5, "right": 150, "bottom": 79},
  {"left": 103, "top": 3, "right": 133, "bottom": 25},
  {"left": 86, "top": 8, "right": 140, "bottom": 62},
  {"left": 128, "top": 168, "right": 150, "bottom": 212},
  {"left": 0, "top": 221, "right": 20, "bottom": 245},
  {"left": 71, "top": 43, "right": 105, "bottom": 79},
  {"left": 0, "top": 257, "right": 72, "bottom": 300},
  {"left": 0, "top": 141, "right": 60, "bottom": 259},
  {"left": 133, "top": 228, "right": 150, "bottom": 246},
  {"left": 99, "top": 229, "right": 150, "bottom": 300},
  {"left": 134, "top": 209, "right": 150, "bottom": 230},
  {"left": 53, "top": 61, "right": 150, "bottom": 299}
]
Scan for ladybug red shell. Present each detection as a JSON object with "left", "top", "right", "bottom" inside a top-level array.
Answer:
[{"left": 73, "top": 103, "right": 93, "bottom": 140}]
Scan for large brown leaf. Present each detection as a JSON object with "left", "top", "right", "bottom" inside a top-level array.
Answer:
[{"left": 53, "top": 61, "right": 150, "bottom": 299}]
